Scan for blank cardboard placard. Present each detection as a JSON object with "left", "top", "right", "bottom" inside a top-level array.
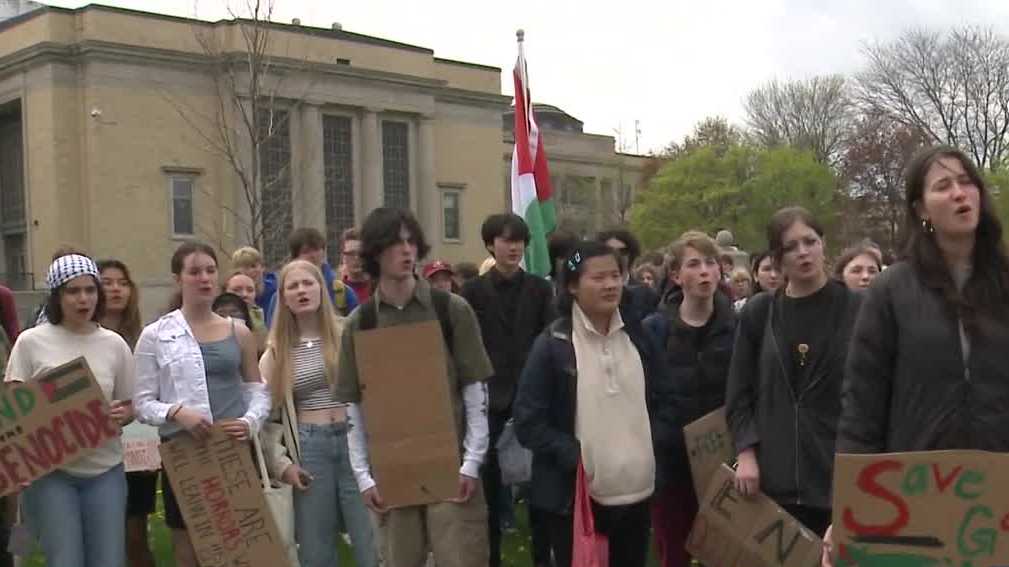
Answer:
[
  {"left": 159, "top": 427, "right": 287, "bottom": 567},
  {"left": 687, "top": 464, "right": 823, "bottom": 567},
  {"left": 833, "top": 450, "right": 1009, "bottom": 567},
  {"left": 683, "top": 406, "right": 734, "bottom": 499},
  {"left": 355, "top": 319, "right": 461, "bottom": 508},
  {"left": 0, "top": 357, "right": 118, "bottom": 497}
]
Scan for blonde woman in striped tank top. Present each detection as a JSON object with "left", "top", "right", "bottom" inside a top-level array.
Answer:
[{"left": 259, "top": 260, "right": 378, "bottom": 567}]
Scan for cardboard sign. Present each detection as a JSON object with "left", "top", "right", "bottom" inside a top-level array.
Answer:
[
  {"left": 0, "top": 357, "right": 118, "bottom": 497},
  {"left": 687, "top": 464, "right": 824, "bottom": 567},
  {"left": 684, "top": 406, "right": 734, "bottom": 498},
  {"left": 833, "top": 450, "right": 1009, "bottom": 567},
  {"left": 159, "top": 428, "right": 287, "bottom": 567},
  {"left": 122, "top": 422, "right": 161, "bottom": 472},
  {"left": 354, "top": 320, "right": 461, "bottom": 508}
]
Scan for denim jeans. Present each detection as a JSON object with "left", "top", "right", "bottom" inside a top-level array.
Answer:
[
  {"left": 295, "top": 422, "right": 378, "bottom": 567},
  {"left": 23, "top": 463, "right": 127, "bottom": 567}
]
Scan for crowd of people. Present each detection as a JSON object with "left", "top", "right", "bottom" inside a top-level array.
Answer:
[{"left": 0, "top": 143, "right": 1006, "bottom": 567}]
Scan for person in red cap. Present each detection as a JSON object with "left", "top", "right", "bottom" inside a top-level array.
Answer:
[{"left": 423, "top": 260, "right": 458, "bottom": 293}]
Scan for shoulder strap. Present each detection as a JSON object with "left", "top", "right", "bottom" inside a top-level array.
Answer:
[
  {"left": 430, "top": 289, "right": 454, "bottom": 355},
  {"left": 359, "top": 299, "right": 378, "bottom": 332}
]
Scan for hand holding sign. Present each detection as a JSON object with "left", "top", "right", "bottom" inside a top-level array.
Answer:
[
  {"left": 821, "top": 524, "right": 833, "bottom": 567},
  {"left": 172, "top": 407, "right": 211, "bottom": 440},
  {"left": 735, "top": 448, "right": 761, "bottom": 498},
  {"left": 109, "top": 399, "right": 133, "bottom": 427}
]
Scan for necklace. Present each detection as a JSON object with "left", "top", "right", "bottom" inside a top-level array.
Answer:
[{"left": 797, "top": 343, "right": 809, "bottom": 367}]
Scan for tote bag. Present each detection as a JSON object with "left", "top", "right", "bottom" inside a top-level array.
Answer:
[{"left": 572, "top": 459, "right": 608, "bottom": 567}]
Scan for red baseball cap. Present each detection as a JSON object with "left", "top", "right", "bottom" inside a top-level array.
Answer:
[{"left": 423, "top": 260, "right": 454, "bottom": 279}]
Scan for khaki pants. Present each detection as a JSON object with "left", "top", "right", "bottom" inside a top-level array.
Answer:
[{"left": 376, "top": 485, "right": 489, "bottom": 567}]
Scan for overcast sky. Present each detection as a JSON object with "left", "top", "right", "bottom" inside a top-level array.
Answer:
[{"left": 39, "top": 0, "right": 1009, "bottom": 153}]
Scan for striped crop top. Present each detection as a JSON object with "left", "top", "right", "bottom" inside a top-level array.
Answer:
[{"left": 291, "top": 339, "right": 345, "bottom": 411}]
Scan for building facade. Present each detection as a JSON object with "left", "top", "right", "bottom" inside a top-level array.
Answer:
[
  {"left": 0, "top": 5, "right": 509, "bottom": 316},
  {"left": 503, "top": 104, "right": 650, "bottom": 237}
]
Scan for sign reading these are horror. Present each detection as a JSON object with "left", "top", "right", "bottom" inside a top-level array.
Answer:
[
  {"left": 0, "top": 357, "right": 119, "bottom": 497},
  {"left": 159, "top": 428, "right": 287, "bottom": 567}
]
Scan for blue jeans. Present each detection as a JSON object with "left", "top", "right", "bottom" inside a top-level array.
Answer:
[
  {"left": 23, "top": 463, "right": 127, "bottom": 567},
  {"left": 295, "top": 422, "right": 378, "bottom": 567}
]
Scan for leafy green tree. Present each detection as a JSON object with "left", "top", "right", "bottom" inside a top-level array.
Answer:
[{"left": 631, "top": 145, "right": 838, "bottom": 252}]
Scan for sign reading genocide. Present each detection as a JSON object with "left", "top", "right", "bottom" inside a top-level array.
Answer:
[
  {"left": 0, "top": 356, "right": 119, "bottom": 497},
  {"left": 687, "top": 464, "right": 824, "bottom": 567},
  {"left": 683, "top": 407, "right": 734, "bottom": 498},
  {"left": 354, "top": 320, "right": 461, "bottom": 508},
  {"left": 833, "top": 450, "right": 1009, "bottom": 567},
  {"left": 159, "top": 427, "right": 287, "bottom": 567}
]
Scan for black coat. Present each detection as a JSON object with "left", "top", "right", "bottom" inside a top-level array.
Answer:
[
  {"left": 725, "top": 281, "right": 861, "bottom": 509},
  {"left": 838, "top": 262, "right": 1009, "bottom": 454},
  {"left": 512, "top": 307, "right": 678, "bottom": 515},
  {"left": 643, "top": 291, "right": 737, "bottom": 481},
  {"left": 461, "top": 271, "right": 557, "bottom": 413}
]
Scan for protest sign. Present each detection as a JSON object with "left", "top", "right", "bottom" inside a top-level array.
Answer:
[
  {"left": 833, "top": 450, "right": 1009, "bottom": 567},
  {"left": 684, "top": 406, "right": 734, "bottom": 498},
  {"left": 159, "top": 428, "right": 287, "bottom": 567},
  {"left": 687, "top": 464, "right": 824, "bottom": 567},
  {"left": 122, "top": 421, "right": 160, "bottom": 472},
  {"left": 0, "top": 356, "right": 118, "bottom": 497},
  {"left": 354, "top": 320, "right": 461, "bottom": 508}
]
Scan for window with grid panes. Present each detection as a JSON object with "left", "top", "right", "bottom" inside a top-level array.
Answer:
[
  {"left": 170, "top": 176, "right": 195, "bottom": 236},
  {"left": 258, "top": 109, "right": 293, "bottom": 267},
  {"left": 441, "top": 189, "right": 461, "bottom": 241},
  {"left": 323, "top": 115, "right": 354, "bottom": 266},
  {"left": 382, "top": 121, "right": 410, "bottom": 209}
]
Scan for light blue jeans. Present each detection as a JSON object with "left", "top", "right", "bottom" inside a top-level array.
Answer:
[
  {"left": 23, "top": 463, "right": 127, "bottom": 567},
  {"left": 295, "top": 422, "right": 378, "bottom": 567}
]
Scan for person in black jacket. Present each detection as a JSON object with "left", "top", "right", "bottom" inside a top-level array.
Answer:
[
  {"left": 513, "top": 241, "right": 677, "bottom": 567},
  {"left": 461, "top": 213, "right": 557, "bottom": 567},
  {"left": 597, "top": 228, "right": 660, "bottom": 321},
  {"left": 823, "top": 146, "right": 1009, "bottom": 566},
  {"left": 726, "top": 207, "right": 861, "bottom": 537},
  {"left": 643, "top": 231, "right": 736, "bottom": 567}
]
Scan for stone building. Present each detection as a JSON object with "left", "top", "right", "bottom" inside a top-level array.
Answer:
[
  {"left": 0, "top": 4, "right": 509, "bottom": 316},
  {"left": 503, "top": 104, "right": 650, "bottom": 237}
]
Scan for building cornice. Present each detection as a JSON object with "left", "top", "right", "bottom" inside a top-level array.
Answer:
[{"left": 0, "top": 39, "right": 509, "bottom": 110}]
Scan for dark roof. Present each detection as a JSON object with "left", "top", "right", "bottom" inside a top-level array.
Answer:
[{"left": 503, "top": 102, "right": 584, "bottom": 132}]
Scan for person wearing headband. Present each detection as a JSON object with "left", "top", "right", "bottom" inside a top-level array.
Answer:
[{"left": 4, "top": 253, "right": 135, "bottom": 567}]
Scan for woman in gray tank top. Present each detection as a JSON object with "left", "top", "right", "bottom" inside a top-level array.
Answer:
[{"left": 260, "top": 260, "right": 378, "bottom": 567}]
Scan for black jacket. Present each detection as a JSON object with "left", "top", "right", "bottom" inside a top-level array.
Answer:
[
  {"left": 725, "top": 281, "right": 861, "bottom": 509},
  {"left": 622, "top": 283, "right": 660, "bottom": 324},
  {"left": 461, "top": 270, "right": 557, "bottom": 413},
  {"left": 512, "top": 307, "right": 678, "bottom": 515},
  {"left": 643, "top": 291, "right": 737, "bottom": 482},
  {"left": 838, "top": 262, "right": 1009, "bottom": 454}
]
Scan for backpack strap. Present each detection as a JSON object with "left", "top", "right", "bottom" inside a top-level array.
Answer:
[
  {"left": 430, "top": 288, "right": 454, "bottom": 355},
  {"left": 357, "top": 290, "right": 453, "bottom": 356}
]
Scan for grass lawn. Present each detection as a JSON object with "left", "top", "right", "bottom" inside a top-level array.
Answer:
[{"left": 22, "top": 483, "right": 660, "bottom": 566}]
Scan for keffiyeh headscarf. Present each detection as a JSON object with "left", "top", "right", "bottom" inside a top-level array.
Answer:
[{"left": 46, "top": 254, "right": 100, "bottom": 290}]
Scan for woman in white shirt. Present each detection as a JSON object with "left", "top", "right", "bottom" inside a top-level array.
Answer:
[
  {"left": 133, "top": 241, "right": 269, "bottom": 567},
  {"left": 261, "top": 259, "right": 377, "bottom": 567},
  {"left": 5, "top": 254, "right": 135, "bottom": 567}
]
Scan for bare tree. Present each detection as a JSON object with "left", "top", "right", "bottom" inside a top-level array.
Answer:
[
  {"left": 744, "top": 75, "right": 854, "bottom": 167},
  {"left": 856, "top": 26, "right": 1009, "bottom": 171},
  {"left": 838, "top": 113, "right": 928, "bottom": 254},
  {"left": 162, "top": 0, "right": 308, "bottom": 265}
]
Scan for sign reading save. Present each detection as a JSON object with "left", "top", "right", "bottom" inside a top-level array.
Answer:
[
  {"left": 0, "top": 357, "right": 118, "bottom": 496},
  {"left": 833, "top": 451, "right": 1009, "bottom": 567}
]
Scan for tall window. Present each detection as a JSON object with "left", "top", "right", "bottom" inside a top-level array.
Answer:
[
  {"left": 258, "top": 109, "right": 293, "bottom": 267},
  {"left": 0, "top": 101, "right": 27, "bottom": 289},
  {"left": 441, "top": 187, "right": 462, "bottom": 241},
  {"left": 382, "top": 121, "right": 410, "bottom": 209},
  {"left": 170, "top": 175, "right": 195, "bottom": 236},
  {"left": 324, "top": 115, "right": 354, "bottom": 266}
]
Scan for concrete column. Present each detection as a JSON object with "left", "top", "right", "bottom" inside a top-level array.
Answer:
[
  {"left": 417, "top": 115, "right": 437, "bottom": 241},
  {"left": 594, "top": 176, "right": 604, "bottom": 232},
  {"left": 298, "top": 103, "right": 326, "bottom": 233},
  {"left": 360, "top": 108, "right": 382, "bottom": 214}
]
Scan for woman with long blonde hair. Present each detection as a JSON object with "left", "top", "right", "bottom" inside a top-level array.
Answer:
[{"left": 260, "top": 260, "right": 377, "bottom": 567}]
